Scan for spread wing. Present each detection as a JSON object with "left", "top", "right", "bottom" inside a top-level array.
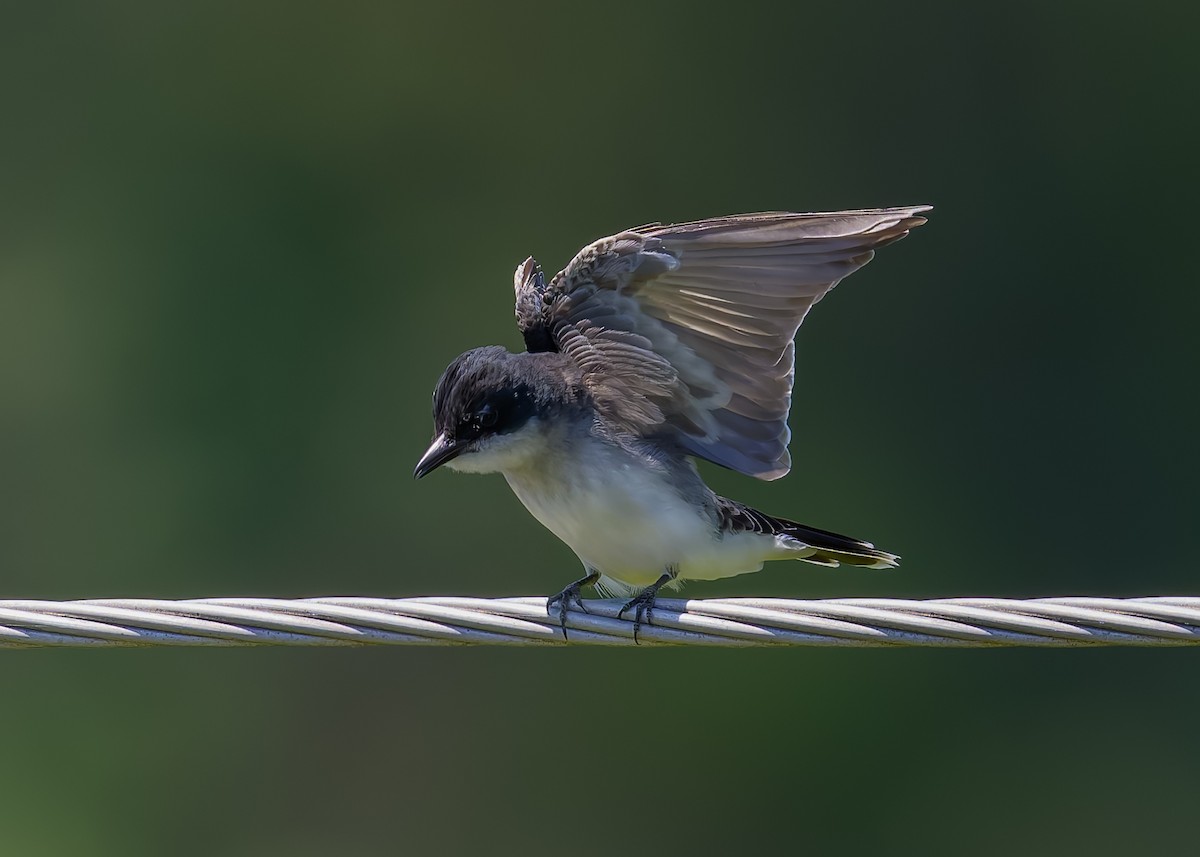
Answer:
[{"left": 512, "top": 206, "right": 930, "bottom": 480}]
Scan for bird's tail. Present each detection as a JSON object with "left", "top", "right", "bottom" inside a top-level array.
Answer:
[
  {"left": 781, "top": 519, "right": 899, "bottom": 569},
  {"left": 718, "top": 497, "right": 899, "bottom": 569}
]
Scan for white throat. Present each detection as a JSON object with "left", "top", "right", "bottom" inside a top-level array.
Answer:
[{"left": 444, "top": 418, "right": 548, "bottom": 475}]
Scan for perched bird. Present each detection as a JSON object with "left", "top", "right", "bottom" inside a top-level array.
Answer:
[{"left": 414, "top": 207, "right": 930, "bottom": 639}]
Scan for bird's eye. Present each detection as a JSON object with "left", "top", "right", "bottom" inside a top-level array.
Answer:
[{"left": 476, "top": 405, "right": 498, "bottom": 429}]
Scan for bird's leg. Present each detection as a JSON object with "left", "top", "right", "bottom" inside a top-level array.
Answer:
[
  {"left": 546, "top": 569, "right": 600, "bottom": 640},
  {"left": 618, "top": 566, "right": 678, "bottom": 645}
]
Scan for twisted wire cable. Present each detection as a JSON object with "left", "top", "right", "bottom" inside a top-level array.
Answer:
[{"left": 0, "top": 596, "right": 1198, "bottom": 648}]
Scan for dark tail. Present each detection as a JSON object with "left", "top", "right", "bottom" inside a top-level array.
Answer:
[{"left": 717, "top": 497, "right": 899, "bottom": 569}]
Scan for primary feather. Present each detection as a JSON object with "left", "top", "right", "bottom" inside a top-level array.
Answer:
[{"left": 513, "top": 206, "right": 930, "bottom": 479}]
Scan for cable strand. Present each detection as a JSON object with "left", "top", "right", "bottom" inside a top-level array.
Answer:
[{"left": 0, "top": 596, "right": 1197, "bottom": 649}]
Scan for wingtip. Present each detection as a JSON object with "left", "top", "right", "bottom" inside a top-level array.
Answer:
[{"left": 902, "top": 204, "right": 932, "bottom": 229}]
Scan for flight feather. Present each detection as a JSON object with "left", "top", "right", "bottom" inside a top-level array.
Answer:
[{"left": 513, "top": 206, "right": 930, "bottom": 479}]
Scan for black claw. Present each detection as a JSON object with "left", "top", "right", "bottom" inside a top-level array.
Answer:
[
  {"left": 546, "top": 572, "right": 599, "bottom": 640},
  {"left": 618, "top": 594, "right": 654, "bottom": 644},
  {"left": 617, "top": 569, "right": 676, "bottom": 645}
]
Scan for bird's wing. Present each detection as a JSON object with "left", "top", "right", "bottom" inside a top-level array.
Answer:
[{"left": 512, "top": 206, "right": 930, "bottom": 480}]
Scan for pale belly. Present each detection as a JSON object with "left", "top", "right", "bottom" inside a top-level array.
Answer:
[{"left": 504, "top": 456, "right": 778, "bottom": 588}]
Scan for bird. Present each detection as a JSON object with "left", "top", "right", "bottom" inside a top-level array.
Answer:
[{"left": 414, "top": 206, "right": 930, "bottom": 640}]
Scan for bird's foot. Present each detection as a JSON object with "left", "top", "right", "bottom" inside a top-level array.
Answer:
[
  {"left": 617, "top": 568, "right": 677, "bottom": 645},
  {"left": 546, "top": 571, "right": 599, "bottom": 640}
]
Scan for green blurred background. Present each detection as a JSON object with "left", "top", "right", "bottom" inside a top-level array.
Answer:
[{"left": 1, "top": 2, "right": 1197, "bottom": 854}]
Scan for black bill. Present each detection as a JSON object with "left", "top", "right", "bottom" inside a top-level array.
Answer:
[{"left": 413, "top": 433, "right": 463, "bottom": 478}]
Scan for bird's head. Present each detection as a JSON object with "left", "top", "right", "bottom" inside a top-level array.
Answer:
[{"left": 414, "top": 346, "right": 551, "bottom": 478}]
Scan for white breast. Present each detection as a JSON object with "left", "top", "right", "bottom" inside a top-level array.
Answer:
[{"left": 503, "top": 440, "right": 777, "bottom": 588}]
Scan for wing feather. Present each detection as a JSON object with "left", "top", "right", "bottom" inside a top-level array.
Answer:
[{"left": 513, "top": 206, "right": 929, "bottom": 479}]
